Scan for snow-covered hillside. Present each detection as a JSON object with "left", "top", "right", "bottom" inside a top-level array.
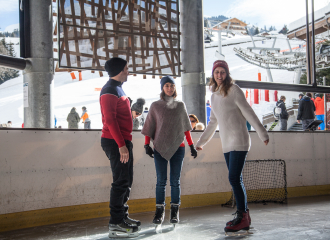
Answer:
[{"left": 0, "top": 35, "right": 305, "bottom": 128}]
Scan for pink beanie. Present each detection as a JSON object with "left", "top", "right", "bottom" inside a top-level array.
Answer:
[{"left": 212, "top": 60, "right": 229, "bottom": 74}]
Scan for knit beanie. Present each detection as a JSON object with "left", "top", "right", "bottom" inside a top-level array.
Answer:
[
  {"left": 104, "top": 57, "right": 127, "bottom": 77},
  {"left": 212, "top": 60, "right": 229, "bottom": 75},
  {"left": 160, "top": 75, "right": 175, "bottom": 90},
  {"left": 131, "top": 98, "right": 146, "bottom": 114}
]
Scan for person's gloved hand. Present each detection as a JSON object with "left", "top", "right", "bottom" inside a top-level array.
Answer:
[
  {"left": 144, "top": 144, "right": 154, "bottom": 158},
  {"left": 189, "top": 144, "right": 198, "bottom": 158}
]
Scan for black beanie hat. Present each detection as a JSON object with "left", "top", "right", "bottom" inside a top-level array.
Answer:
[
  {"left": 104, "top": 57, "right": 127, "bottom": 77},
  {"left": 160, "top": 75, "right": 175, "bottom": 90},
  {"left": 131, "top": 98, "right": 146, "bottom": 114}
]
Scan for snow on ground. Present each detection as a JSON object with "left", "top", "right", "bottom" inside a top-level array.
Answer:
[{"left": 0, "top": 35, "right": 305, "bottom": 129}]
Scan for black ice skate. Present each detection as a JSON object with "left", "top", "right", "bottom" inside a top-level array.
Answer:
[
  {"left": 108, "top": 219, "right": 140, "bottom": 238},
  {"left": 153, "top": 204, "right": 165, "bottom": 232},
  {"left": 170, "top": 204, "right": 180, "bottom": 227},
  {"left": 224, "top": 210, "right": 252, "bottom": 237},
  {"left": 124, "top": 215, "right": 141, "bottom": 230}
]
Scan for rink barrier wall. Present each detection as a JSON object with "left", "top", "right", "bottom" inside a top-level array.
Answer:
[{"left": 1, "top": 129, "right": 330, "bottom": 232}]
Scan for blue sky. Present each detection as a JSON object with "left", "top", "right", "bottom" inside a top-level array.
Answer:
[
  {"left": 0, "top": 0, "right": 329, "bottom": 32},
  {"left": 204, "top": 0, "right": 330, "bottom": 30}
]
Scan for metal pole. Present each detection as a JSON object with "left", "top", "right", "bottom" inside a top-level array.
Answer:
[
  {"left": 305, "top": 0, "right": 312, "bottom": 85},
  {"left": 23, "top": 0, "right": 54, "bottom": 128},
  {"left": 311, "top": 0, "right": 317, "bottom": 87},
  {"left": 324, "top": 76, "right": 327, "bottom": 130},
  {"left": 263, "top": 50, "right": 274, "bottom": 82},
  {"left": 0, "top": 54, "right": 28, "bottom": 70},
  {"left": 180, "top": 0, "right": 206, "bottom": 123},
  {"left": 218, "top": 30, "right": 222, "bottom": 56}
]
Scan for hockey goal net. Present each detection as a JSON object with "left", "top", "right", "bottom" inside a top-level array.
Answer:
[{"left": 223, "top": 159, "right": 287, "bottom": 207}]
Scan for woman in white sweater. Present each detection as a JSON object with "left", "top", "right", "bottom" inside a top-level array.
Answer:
[{"left": 196, "top": 60, "right": 269, "bottom": 234}]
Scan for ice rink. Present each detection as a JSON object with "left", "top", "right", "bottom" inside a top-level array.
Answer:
[{"left": 1, "top": 195, "right": 329, "bottom": 240}]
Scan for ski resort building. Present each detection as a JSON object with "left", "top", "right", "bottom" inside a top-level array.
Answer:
[{"left": 216, "top": 18, "right": 248, "bottom": 34}]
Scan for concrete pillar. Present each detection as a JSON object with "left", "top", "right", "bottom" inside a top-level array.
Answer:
[
  {"left": 180, "top": 0, "right": 206, "bottom": 123},
  {"left": 23, "top": 0, "right": 54, "bottom": 128}
]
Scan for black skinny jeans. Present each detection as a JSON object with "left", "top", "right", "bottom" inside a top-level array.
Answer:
[{"left": 101, "top": 138, "right": 134, "bottom": 224}]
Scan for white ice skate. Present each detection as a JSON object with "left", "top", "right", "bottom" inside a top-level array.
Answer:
[{"left": 108, "top": 221, "right": 140, "bottom": 238}]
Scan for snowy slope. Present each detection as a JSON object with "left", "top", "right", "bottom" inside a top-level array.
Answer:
[{"left": 0, "top": 36, "right": 305, "bottom": 128}]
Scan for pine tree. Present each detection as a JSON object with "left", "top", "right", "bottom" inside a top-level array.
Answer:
[
  {"left": 0, "top": 38, "right": 19, "bottom": 85},
  {"left": 255, "top": 27, "right": 259, "bottom": 35}
]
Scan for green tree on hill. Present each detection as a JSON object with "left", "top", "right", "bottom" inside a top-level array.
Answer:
[{"left": 0, "top": 38, "right": 19, "bottom": 85}]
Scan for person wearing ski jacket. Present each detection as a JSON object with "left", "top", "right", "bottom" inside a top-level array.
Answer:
[
  {"left": 297, "top": 93, "right": 316, "bottom": 130},
  {"left": 276, "top": 96, "right": 289, "bottom": 130},
  {"left": 131, "top": 98, "right": 145, "bottom": 130},
  {"left": 67, "top": 107, "right": 80, "bottom": 129},
  {"left": 81, "top": 106, "right": 91, "bottom": 129},
  {"left": 314, "top": 94, "right": 325, "bottom": 130}
]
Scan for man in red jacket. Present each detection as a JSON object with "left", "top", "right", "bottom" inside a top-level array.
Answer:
[{"left": 100, "top": 57, "right": 140, "bottom": 237}]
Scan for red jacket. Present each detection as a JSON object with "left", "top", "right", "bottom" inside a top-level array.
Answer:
[
  {"left": 314, "top": 97, "right": 324, "bottom": 115},
  {"left": 100, "top": 79, "right": 133, "bottom": 148}
]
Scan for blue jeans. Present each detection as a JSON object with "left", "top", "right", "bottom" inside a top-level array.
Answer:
[
  {"left": 224, "top": 151, "right": 248, "bottom": 212},
  {"left": 154, "top": 147, "right": 185, "bottom": 205},
  {"left": 316, "top": 115, "right": 325, "bottom": 130}
]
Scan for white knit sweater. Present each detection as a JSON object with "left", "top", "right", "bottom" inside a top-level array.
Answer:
[{"left": 196, "top": 84, "right": 269, "bottom": 153}]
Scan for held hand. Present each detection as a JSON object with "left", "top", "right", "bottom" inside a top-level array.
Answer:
[
  {"left": 297, "top": 120, "right": 300, "bottom": 124},
  {"left": 196, "top": 146, "right": 203, "bottom": 151},
  {"left": 119, "top": 145, "right": 129, "bottom": 163},
  {"left": 264, "top": 139, "right": 269, "bottom": 146},
  {"left": 189, "top": 144, "right": 198, "bottom": 158},
  {"left": 144, "top": 144, "right": 154, "bottom": 158}
]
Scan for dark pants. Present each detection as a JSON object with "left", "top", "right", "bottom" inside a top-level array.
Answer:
[
  {"left": 280, "top": 118, "right": 287, "bottom": 131},
  {"left": 154, "top": 147, "right": 185, "bottom": 205},
  {"left": 101, "top": 138, "right": 133, "bottom": 224},
  {"left": 224, "top": 151, "right": 248, "bottom": 212},
  {"left": 302, "top": 119, "right": 314, "bottom": 130}
]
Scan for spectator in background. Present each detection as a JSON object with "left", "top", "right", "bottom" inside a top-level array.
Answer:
[
  {"left": 276, "top": 96, "right": 289, "bottom": 131},
  {"left": 314, "top": 94, "right": 325, "bottom": 130},
  {"left": 189, "top": 114, "right": 199, "bottom": 130},
  {"left": 131, "top": 98, "right": 145, "bottom": 130},
  {"left": 7, "top": 121, "right": 12, "bottom": 127},
  {"left": 67, "top": 107, "right": 80, "bottom": 129},
  {"left": 206, "top": 100, "right": 211, "bottom": 125},
  {"left": 299, "top": 93, "right": 304, "bottom": 101},
  {"left": 81, "top": 106, "right": 91, "bottom": 129},
  {"left": 141, "top": 107, "right": 149, "bottom": 127},
  {"left": 297, "top": 93, "right": 315, "bottom": 130}
]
